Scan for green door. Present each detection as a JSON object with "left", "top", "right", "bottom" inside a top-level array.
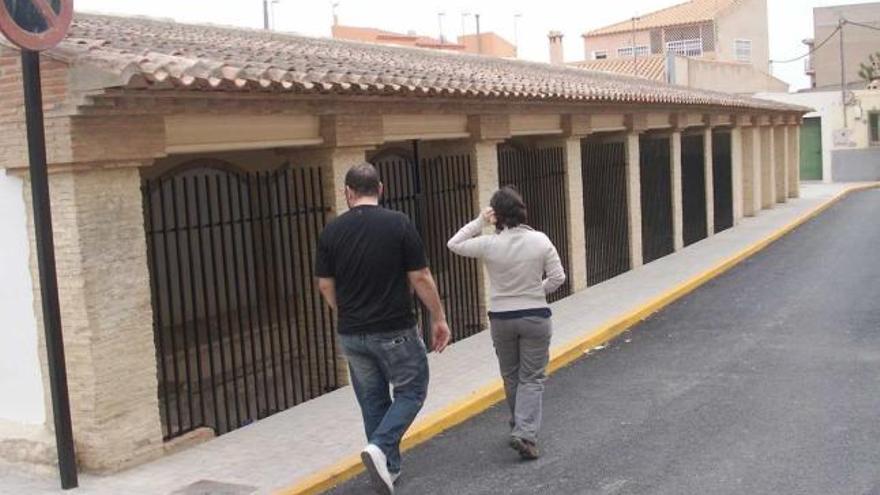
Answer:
[{"left": 800, "top": 117, "right": 823, "bottom": 180}]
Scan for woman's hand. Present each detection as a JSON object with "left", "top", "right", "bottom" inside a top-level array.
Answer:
[{"left": 482, "top": 207, "right": 496, "bottom": 225}]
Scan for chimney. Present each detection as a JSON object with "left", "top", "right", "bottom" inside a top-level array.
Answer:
[{"left": 548, "top": 31, "right": 564, "bottom": 65}]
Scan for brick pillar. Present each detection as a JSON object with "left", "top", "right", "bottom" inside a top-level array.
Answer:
[
  {"left": 775, "top": 126, "right": 788, "bottom": 203},
  {"left": 23, "top": 166, "right": 163, "bottom": 472},
  {"left": 703, "top": 128, "right": 715, "bottom": 236},
  {"left": 752, "top": 126, "right": 763, "bottom": 215},
  {"left": 670, "top": 131, "right": 684, "bottom": 252},
  {"left": 470, "top": 140, "right": 501, "bottom": 322},
  {"left": 788, "top": 124, "right": 801, "bottom": 198},
  {"left": 289, "top": 146, "right": 371, "bottom": 385},
  {"left": 742, "top": 126, "right": 761, "bottom": 217},
  {"left": 561, "top": 137, "right": 587, "bottom": 292},
  {"left": 760, "top": 125, "right": 775, "bottom": 210},
  {"left": 625, "top": 132, "right": 644, "bottom": 268},
  {"left": 730, "top": 126, "right": 744, "bottom": 224}
]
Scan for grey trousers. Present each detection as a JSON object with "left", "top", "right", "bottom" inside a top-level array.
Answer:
[{"left": 490, "top": 316, "right": 552, "bottom": 443}]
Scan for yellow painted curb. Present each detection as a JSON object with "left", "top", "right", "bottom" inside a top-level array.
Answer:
[{"left": 274, "top": 183, "right": 879, "bottom": 495}]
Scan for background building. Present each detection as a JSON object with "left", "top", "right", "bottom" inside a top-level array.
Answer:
[
  {"left": 332, "top": 24, "right": 516, "bottom": 58},
  {"left": 761, "top": 2, "right": 880, "bottom": 182},
  {"left": 805, "top": 2, "right": 880, "bottom": 90},
  {"left": 570, "top": 0, "right": 786, "bottom": 95}
]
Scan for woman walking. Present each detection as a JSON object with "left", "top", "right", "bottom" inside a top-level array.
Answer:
[{"left": 447, "top": 186, "right": 566, "bottom": 460}]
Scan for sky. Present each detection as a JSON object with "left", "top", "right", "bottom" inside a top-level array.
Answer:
[{"left": 71, "top": 0, "right": 880, "bottom": 91}]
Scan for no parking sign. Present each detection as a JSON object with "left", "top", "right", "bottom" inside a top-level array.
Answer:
[
  {"left": 0, "top": 0, "right": 73, "bottom": 51},
  {"left": 1, "top": 0, "right": 77, "bottom": 490}
]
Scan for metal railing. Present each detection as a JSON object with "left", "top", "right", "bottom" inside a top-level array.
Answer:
[
  {"left": 372, "top": 150, "right": 483, "bottom": 343},
  {"left": 497, "top": 144, "right": 573, "bottom": 302},
  {"left": 712, "top": 130, "right": 734, "bottom": 233},
  {"left": 142, "top": 163, "right": 339, "bottom": 440},
  {"left": 681, "top": 134, "right": 708, "bottom": 246},
  {"left": 639, "top": 136, "right": 674, "bottom": 264},
  {"left": 581, "top": 139, "right": 631, "bottom": 286}
]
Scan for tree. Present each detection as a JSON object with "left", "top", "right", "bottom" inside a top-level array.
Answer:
[{"left": 858, "top": 52, "right": 880, "bottom": 85}]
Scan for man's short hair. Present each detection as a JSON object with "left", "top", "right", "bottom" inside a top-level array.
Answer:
[
  {"left": 491, "top": 186, "right": 528, "bottom": 230},
  {"left": 345, "top": 162, "right": 381, "bottom": 197}
]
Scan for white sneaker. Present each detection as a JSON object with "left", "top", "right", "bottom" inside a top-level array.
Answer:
[{"left": 361, "top": 444, "right": 394, "bottom": 495}]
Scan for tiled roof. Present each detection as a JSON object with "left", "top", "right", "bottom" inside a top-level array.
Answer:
[
  {"left": 21, "top": 13, "right": 803, "bottom": 112},
  {"left": 570, "top": 56, "right": 668, "bottom": 82},
  {"left": 585, "top": 0, "right": 739, "bottom": 37}
]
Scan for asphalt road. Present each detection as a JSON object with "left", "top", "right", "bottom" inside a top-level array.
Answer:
[{"left": 328, "top": 189, "right": 880, "bottom": 495}]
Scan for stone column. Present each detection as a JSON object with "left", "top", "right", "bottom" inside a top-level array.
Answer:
[
  {"left": 741, "top": 123, "right": 762, "bottom": 217},
  {"left": 788, "top": 123, "right": 801, "bottom": 198},
  {"left": 730, "top": 126, "right": 744, "bottom": 224},
  {"left": 23, "top": 166, "right": 164, "bottom": 472},
  {"left": 759, "top": 124, "right": 775, "bottom": 210},
  {"left": 703, "top": 127, "right": 715, "bottom": 236},
  {"left": 775, "top": 125, "right": 788, "bottom": 204},
  {"left": 470, "top": 140, "right": 501, "bottom": 326},
  {"left": 557, "top": 137, "right": 587, "bottom": 292},
  {"left": 467, "top": 115, "right": 510, "bottom": 323},
  {"left": 670, "top": 131, "right": 684, "bottom": 252},
  {"left": 625, "top": 131, "right": 644, "bottom": 269}
]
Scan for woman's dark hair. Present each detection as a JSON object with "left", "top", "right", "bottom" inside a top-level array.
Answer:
[
  {"left": 490, "top": 186, "right": 528, "bottom": 231},
  {"left": 345, "top": 162, "right": 381, "bottom": 197}
]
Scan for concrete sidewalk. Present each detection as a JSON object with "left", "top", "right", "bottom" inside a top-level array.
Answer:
[{"left": 0, "top": 183, "right": 867, "bottom": 495}]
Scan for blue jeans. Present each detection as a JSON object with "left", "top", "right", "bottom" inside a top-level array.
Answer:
[{"left": 340, "top": 327, "right": 429, "bottom": 474}]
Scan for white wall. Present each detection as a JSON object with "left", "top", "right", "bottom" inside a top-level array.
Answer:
[
  {"left": 0, "top": 171, "right": 45, "bottom": 425},
  {"left": 754, "top": 90, "right": 840, "bottom": 183}
]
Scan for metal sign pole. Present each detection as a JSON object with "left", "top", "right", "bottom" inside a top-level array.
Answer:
[{"left": 21, "top": 48, "right": 78, "bottom": 490}]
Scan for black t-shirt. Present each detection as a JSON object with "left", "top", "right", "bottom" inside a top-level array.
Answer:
[{"left": 315, "top": 205, "right": 427, "bottom": 334}]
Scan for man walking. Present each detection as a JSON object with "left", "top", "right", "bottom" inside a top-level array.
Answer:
[{"left": 316, "top": 162, "right": 451, "bottom": 495}]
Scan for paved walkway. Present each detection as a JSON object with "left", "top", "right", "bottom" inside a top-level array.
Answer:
[
  {"left": 0, "top": 183, "right": 868, "bottom": 495},
  {"left": 330, "top": 187, "right": 880, "bottom": 495}
]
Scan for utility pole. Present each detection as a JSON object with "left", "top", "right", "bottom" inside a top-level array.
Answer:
[
  {"left": 461, "top": 12, "right": 471, "bottom": 38},
  {"left": 438, "top": 12, "right": 446, "bottom": 43},
  {"left": 476, "top": 14, "right": 482, "bottom": 54},
  {"left": 514, "top": 13, "right": 522, "bottom": 57},
  {"left": 631, "top": 17, "right": 640, "bottom": 77},
  {"left": 839, "top": 17, "right": 848, "bottom": 126},
  {"left": 332, "top": 1, "right": 340, "bottom": 26},
  {"left": 263, "top": 0, "right": 270, "bottom": 30}
]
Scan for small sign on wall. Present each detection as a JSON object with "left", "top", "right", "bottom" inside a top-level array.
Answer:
[{"left": 833, "top": 128, "right": 857, "bottom": 148}]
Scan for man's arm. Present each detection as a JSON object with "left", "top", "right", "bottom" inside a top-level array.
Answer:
[
  {"left": 317, "top": 277, "right": 337, "bottom": 311},
  {"left": 407, "top": 268, "right": 451, "bottom": 353}
]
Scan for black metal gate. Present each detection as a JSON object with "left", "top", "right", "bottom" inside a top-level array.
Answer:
[
  {"left": 497, "top": 144, "right": 573, "bottom": 302},
  {"left": 581, "top": 139, "right": 630, "bottom": 286},
  {"left": 371, "top": 149, "right": 483, "bottom": 343},
  {"left": 681, "top": 134, "right": 708, "bottom": 246},
  {"left": 640, "top": 135, "right": 674, "bottom": 264},
  {"left": 142, "top": 161, "right": 339, "bottom": 440},
  {"left": 712, "top": 130, "right": 734, "bottom": 233}
]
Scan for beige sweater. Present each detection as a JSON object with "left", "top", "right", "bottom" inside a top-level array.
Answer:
[{"left": 447, "top": 216, "right": 566, "bottom": 312}]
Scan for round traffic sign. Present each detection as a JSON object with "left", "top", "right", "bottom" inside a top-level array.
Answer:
[{"left": 0, "top": 0, "right": 74, "bottom": 51}]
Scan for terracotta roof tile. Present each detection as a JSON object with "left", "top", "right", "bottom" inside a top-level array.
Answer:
[
  {"left": 586, "top": 0, "right": 739, "bottom": 37},
  {"left": 570, "top": 56, "right": 668, "bottom": 82},
  {"left": 29, "top": 13, "right": 804, "bottom": 112}
]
